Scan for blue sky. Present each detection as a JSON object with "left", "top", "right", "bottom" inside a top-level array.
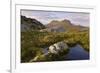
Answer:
[{"left": 21, "top": 10, "right": 89, "bottom": 27}]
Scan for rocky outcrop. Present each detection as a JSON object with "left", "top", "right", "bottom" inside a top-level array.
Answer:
[
  {"left": 30, "top": 41, "right": 69, "bottom": 62},
  {"left": 21, "top": 15, "right": 45, "bottom": 31},
  {"left": 48, "top": 41, "right": 68, "bottom": 54}
]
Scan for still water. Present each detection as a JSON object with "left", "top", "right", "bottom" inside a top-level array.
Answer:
[
  {"left": 43, "top": 44, "right": 89, "bottom": 60},
  {"left": 64, "top": 45, "right": 89, "bottom": 60}
]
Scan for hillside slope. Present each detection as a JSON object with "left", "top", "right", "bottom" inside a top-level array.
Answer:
[
  {"left": 21, "top": 15, "right": 45, "bottom": 31},
  {"left": 45, "top": 19, "right": 88, "bottom": 32}
]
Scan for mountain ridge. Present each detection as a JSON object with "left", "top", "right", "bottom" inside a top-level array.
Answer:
[
  {"left": 21, "top": 15, "right": 45, "bottom": 31},
  {"left": 45, "top": 19, "right": 88, "bottom": 32},
  {"left": 21, "top": 16, "right": 89, "bottom": 32}
]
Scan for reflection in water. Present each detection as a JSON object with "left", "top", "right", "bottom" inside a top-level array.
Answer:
[{"left": 64, "top": 45, "right": 89, "bottom": 60}]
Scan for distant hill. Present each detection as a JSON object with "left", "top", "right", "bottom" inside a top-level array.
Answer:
[
  {"left": 44, "top": 19, "right": 89, "bottom": 32},
  {"left": 21, "top": 15, "right": 45, "bottom": 31},
  {"left": 21, "top": 16, "right": 89, "bottom": 32}
]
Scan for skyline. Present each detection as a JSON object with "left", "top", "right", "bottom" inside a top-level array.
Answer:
[{"left": 21, "top": 10, "right": 90, "bottom": 27}]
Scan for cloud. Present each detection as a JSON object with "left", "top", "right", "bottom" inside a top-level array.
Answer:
[{"left": 21, "top": 10, "right": 89, "bottom": 26}]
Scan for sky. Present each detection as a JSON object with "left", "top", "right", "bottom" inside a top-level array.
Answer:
[{"left": 21, "top": 10, "right": 90, "bottom": 27}]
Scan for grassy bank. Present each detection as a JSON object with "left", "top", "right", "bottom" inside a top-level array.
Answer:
[{"left": 21, "top": 30, "right": 89, "bottom": 62}]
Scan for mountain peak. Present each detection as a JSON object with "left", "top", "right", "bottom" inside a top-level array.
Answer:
[
  {"left": 46, "top": 19, "right": 88, "bottom": 32},
  {"left": 50, "top": 20, "right": 60, "bottom": 23},
  {"left": 61, "top": 19, "right": 71, "bottom": 24}
]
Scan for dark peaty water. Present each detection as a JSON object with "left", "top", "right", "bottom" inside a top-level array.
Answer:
[
  {"left": 42, "top": 44, "right": 89, "bottom": 61},
  {"left": 64, "top": 45, "right": 89, "bottom": 60}
]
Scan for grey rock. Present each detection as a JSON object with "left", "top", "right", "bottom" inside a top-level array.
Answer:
[{"left": 49, "top": 41, "right": 68, "bottom": 54}]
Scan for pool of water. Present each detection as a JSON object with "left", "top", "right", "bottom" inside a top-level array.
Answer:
[
  {"left": 42, "top": 44, "right": 89, "bottom": 60},
  {"left": 64, "top": 45, "right": 89, "bottom": 60}
]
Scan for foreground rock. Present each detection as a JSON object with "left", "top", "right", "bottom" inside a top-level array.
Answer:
[
  {"left": 49, "top": 41, "right": 68, "bottom": 54},
  {"left": 30, "top": 41, "right": 69, "bottom": 62}
]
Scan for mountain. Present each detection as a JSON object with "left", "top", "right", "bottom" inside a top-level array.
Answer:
[
  {"left": 21, "top": 15, "right": 45, "bottom": 31},
  {"left": 21, "top": 16, "right": 88, "bottom": 32},
  {"left": 45, "top": 19, "right": 89, "bottom": 32}
]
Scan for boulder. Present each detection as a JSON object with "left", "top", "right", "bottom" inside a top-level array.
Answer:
[
  {"left": 48, "top": 45, "right": 58, "bottom": 54},
  {"left": 49, "top": 41, "right": 68, "bottom": 54},
  {"left": 30, "top": 41, "right": 69, "bottom": 62}
]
